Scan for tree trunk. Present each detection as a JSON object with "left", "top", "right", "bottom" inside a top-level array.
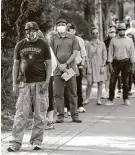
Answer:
[{"left": 118, "top": 0, "right": 124, "bottom": 22}]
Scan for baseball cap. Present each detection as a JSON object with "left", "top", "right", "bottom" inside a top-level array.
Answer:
[
  {"left": 117, "top": 23, "right": 127, "bottom": 30},
  {"left": 67, "top": 23, "right": 76, "bottom": 29},
  {"left": 25, "top": 21, "right": 39, "bottom": 30},
  {"left": 108, "top": 27, "right": 116, "bottom": 33},
  {"left": 56, "top": 18, "right": 67, "bottom": 25}
]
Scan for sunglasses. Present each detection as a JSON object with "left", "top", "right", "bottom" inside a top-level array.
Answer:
[
  {"left": 118, "top": 29, "right": 126, "bottom": 31},
  {"left": 92, "top": 32, "right": 99, "bottom": 35}
]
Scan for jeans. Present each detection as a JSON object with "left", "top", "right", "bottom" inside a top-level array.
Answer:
[
  {"left": 54, "top": 75, "right": 78, "bottom": 119},
  {"left": 109, "top": 59, "right": 131, "bottom": 101}
]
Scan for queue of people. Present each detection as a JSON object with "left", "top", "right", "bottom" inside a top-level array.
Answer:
[{"left": 7, "top": 18, "right": 135, "bottom": 152}]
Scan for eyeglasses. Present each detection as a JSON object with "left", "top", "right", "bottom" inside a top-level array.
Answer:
[
  {"left": 109, "top": 31, "right": 116, "bottom": 33},
  {"left": 25, "top": 29, "right": 37, "bottom": 32}
]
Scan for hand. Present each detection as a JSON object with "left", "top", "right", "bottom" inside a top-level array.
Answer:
[
  {"left": 40, "top": 81, "right": 49, "bottom": 94},
  {"left": 100, "top": 66, "right": 105, "bottom": 74},
  {"left": 58, "top": 63, "right": 67, "bottom": 71},
  {"left": 109, "top": 64, "right": 114, "bottom": 74},
  {"left": 63, "top": 68, "right": 69, "bottom": 74},
  {"left": 13, "top": 84, "right": 19, "bottom": 95}
]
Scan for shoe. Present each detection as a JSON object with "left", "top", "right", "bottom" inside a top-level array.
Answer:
[
  {"left": 7, "top": 142, "right": 21, "bottom": 152},
  {"left": 104, "top": 100, "right": 114, "bottom": 106},
  {"left": 72, "top": 118, "right": 82, "bottom": 123},
  {"left": 97, "top": 101, "right": 103, "bottom": 106},
  {"left": 68, "top": 111, "right": 71, "bottom": 116},
  {"left": 83, "top": 99, "right": 90, "bottom": 105},
  {"left": 64, "top": 107, "right": 67, "bottom": 113},
  {"left": 124, "top": 99, "right": 130, "bottom": 106},
  {"left": 118, "top": 90, "right": 122, "bottom": 93},
  {"left": 78, "top": 107, "right": 86, "bottom": 113},
  {"left": 64, "top": 112, "right": 68, "bottom": 118},
  {"left": 56, "top": 118, "right": 64, "bottom": 123},
  {"left": 45, "top": 122, "right": 55, "bottom": 130},
  {"left": 33, "top": 145, "right": 41, "bottom": 150},
  {"left": 115, "top": 92, "right": 121, "bottom": 98},
  {"left": 7, "top": 146, "right": 19, "bottom": 152},
  {"left": 128, "top": 91, "right": 132, "bottom": 96}
]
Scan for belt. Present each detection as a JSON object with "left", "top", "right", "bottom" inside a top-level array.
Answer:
[{"left": 114, "top": 58, "right": 130, "bottom": 62}]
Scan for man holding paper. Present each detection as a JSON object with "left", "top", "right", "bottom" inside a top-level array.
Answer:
[{"left": 50, "top": 18, "right": 82, "bottom": 123}]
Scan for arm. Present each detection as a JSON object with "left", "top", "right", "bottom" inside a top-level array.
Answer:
[
  {"left": 66, "top": 50, "right": 78, "bottom": 65},
  {"left": 77, "top": 37, "right": 87, "bottom": 66},
  {"left": 12, "top": 60, "right": 20, "bottom": 86},
  {"left": 85, "top": 43, "right": 91, "bottom": 74},
  {"left": 130, "top": 40, "right": 135, "bottom": 73},
  {"left": 102, "top": 42, "right": 107, "bottom": 66},
  {"left": 66, "top": 36, "right": 79, "bottom": 65},
  {"left": 45, "top": 59, "right": 52, "bottom": 83},
  {"left": 108, "top": 39, "right": 114, "bottom": 63},
  {"left": 12, "top": 41, "right": 21, "bottom": 94}
]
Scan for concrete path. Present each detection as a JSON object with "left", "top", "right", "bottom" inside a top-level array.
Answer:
[{"left": 1, "top": 86, "right": 135, "bottom": 155}]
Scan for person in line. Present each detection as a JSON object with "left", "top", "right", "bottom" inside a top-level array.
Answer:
[
  {"left": 50, "top": 18, "right": 82, "bottom": 123},
  {"left": 105, "top": 23, "right": 135, "bottom": 106},
  {"left": 7, "top": 22, "right": 52, "bottom": 152},
  {"left": 64, "top": 23, "right": 87, "bottom": 113},
  {"left": 84, "top": 27, "right": 107, "bottom": 105},
  {"left": 126, "top": 32, "right": 135, "bottom": 96},
  {"left": 102, "top": 27, "right": 116, "bottom": 99}
]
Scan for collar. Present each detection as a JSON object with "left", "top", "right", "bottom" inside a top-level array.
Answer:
[
  {"left": 117, "top": 35, "right": 127, "bottom": 39},
  {"left": 56, "top": 32, "right": 71, "bottom": 38},
  {"left": 91, "top": 39, "right": 100, "bottom": 45}
]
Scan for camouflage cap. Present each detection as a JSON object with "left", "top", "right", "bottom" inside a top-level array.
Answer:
[{"left": 25, "top": 21, "right": 39, "bottom": 30}]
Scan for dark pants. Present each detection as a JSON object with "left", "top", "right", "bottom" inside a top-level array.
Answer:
[
  {"left": 76, "top": 68, "right": 83, "bottom": 108},
  {"left": 117, "top": 75, "right": 122, "bottom": 90},
  {"left": 54, "top": 75, "right": 78, "bottom": 119},
  {"left": 48, "top": 76, "right": 54, "bottom": 112},
  {"left": 128, "top": 73, "right": 132, "bottom": 92},
  {"left": 109, "top": 59, "right": 131, "bottom": 101},
  {"left": 64, "top": 68, "right": 83, "bottom": 110}
]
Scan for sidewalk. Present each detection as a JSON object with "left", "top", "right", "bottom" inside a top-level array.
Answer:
[{"left": 1, "top": 87, "right": 135, "bottom": 155}]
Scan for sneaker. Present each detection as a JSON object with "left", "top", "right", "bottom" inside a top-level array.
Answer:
[
  {"left": 115, "top": 92, "right": 121, "bottom": 98},
  {"left": 72, "top": 118, "right": 82, "bottom": 123},
  {"left": 56, "top": 118, "right": 64, "bottom": 123},
  {"left": 97, "top": 101, "right": 103, "bottom": 106},
  {"left": 64, "top": 112, "right": 68, "bottom": 118},
  {"left": 83, "top": 99, "right": 90, "bottom": 105},
  {"left": 124, "top": 99, "right": 130, "bottom": 106},
  {"left": 78, "top": 107, "right": 86, "bottom": 113},
  {"left": 64, "top": 107, "right": 67, "bottom": 113},
  {"left": 7, "top": 142, "right": 21, "bottom": 152},
  {"left": 45, "top": 122, "right": 55, "bottom": 130},
  {"left": 68, "top": 111, "right": 71, "bottom": 116},
  {"left": 128, "top": 91, "right": 132, "bottom": 96},
  {"left": 104, "top": 100, "right": 114, "bottom": 106},
  {"left": 7, "top": 146, "right": 19, "bottom": 152},
  {"left": 33, "top": 145, "right": 41, "bottom": 150}
]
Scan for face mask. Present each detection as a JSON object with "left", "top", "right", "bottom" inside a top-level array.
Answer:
[
  {"left": 109, "top": 33, "right": 116, "bottom": 38},
  {"left": 57, "top": 26, "right": 66, "bottom": 33},
  {"left": 27, "top": 31, "right": 37, "bottom": 41}
]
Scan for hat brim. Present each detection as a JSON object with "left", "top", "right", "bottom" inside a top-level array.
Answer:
[{"left": 117, "top": 28, "right": 127, "bottom": 30}]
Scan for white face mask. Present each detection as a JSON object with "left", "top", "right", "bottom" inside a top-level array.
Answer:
[{"left": 57, "top": 26, "right": 66, "bottom": 33}]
